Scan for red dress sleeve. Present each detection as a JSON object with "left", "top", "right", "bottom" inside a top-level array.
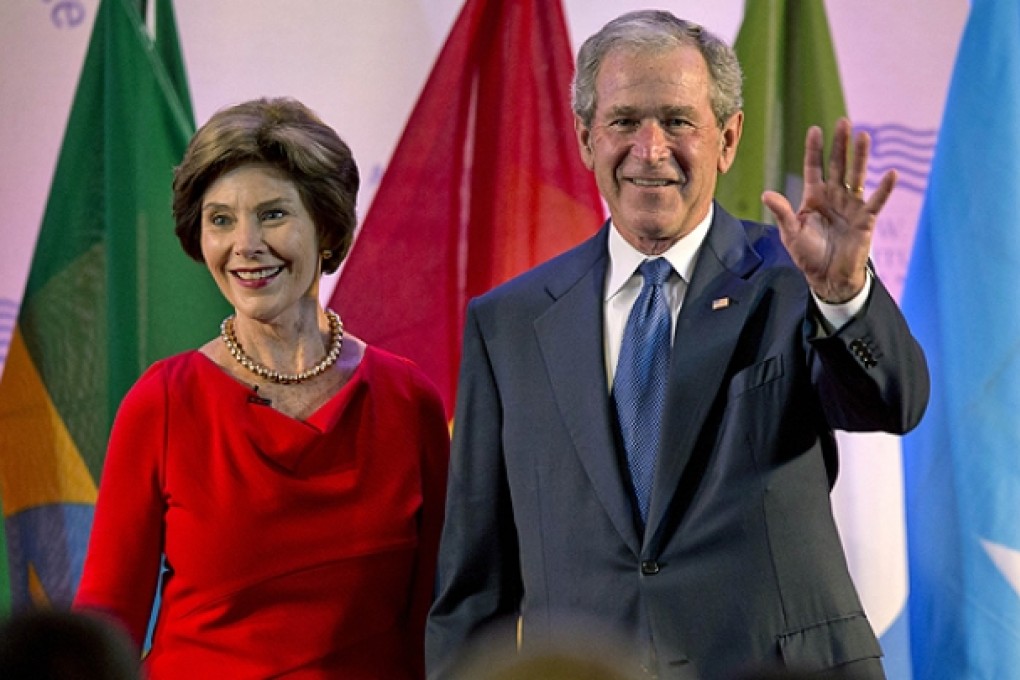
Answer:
[
  {"left": 406, "top": 372, "right": 450, "bottom": 679},
  {"left": 73, "top": 361, "right": 168, "bottom": 647}
]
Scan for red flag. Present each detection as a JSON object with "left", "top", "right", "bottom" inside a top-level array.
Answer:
[{"left": 329, "top": 0, "right": 604, "bottom": 418}]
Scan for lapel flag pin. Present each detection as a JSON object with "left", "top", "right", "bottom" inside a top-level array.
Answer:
[{"left": 712, "top": 297, "right": 732, "bottom": 310}]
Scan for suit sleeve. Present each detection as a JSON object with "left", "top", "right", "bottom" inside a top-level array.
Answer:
[
  {"left": 808, "top": 274, "right": 930, "bottom": 433},
  {"left": 425, "top": 301, "right": 522, "bottom": 679},
  {"left": 73, "top": 365, "right": 167, "bottom": 648}
]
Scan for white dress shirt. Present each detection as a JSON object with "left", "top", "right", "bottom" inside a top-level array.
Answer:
[{"left": 602, "top": 205, "right": 872, "bottom": 390}]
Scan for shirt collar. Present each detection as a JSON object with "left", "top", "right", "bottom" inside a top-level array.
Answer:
[{"left": 605, "top": 203, "right": 714, "bottom": 300}]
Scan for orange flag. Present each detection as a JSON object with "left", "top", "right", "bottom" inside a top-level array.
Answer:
[{"left": 329, "top": 0, "right": 604, "bottom": 418}]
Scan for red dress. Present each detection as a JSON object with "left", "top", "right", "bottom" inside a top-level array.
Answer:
[{"left": 74, "top": 347, "right": 449, "bottom": 679}]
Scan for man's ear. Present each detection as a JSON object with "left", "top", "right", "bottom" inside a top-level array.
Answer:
[
  {"left": 718, "top": 110, "right": 744, "bottom": 174},
  {"left": 575, "top": 115, "right": 595, "bottom": 170}
]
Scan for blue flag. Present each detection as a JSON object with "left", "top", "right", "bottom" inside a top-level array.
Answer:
[{"left": 901, "top": 0, "right": 1020, "bottom": 677}]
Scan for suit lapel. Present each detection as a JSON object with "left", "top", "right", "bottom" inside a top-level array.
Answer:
[
  {"left": 645, "top": 206, "right": 763, "bottom": 541},
  {"left": 535, "top": 224, "right": 642, "bottom": 554}
]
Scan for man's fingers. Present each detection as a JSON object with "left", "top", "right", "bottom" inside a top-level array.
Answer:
[
  {"left": 802, "top": 126, "right": 825, "bottom": 187},
  {"left": 761, "top": 190, "right": 797, "bottom": 236},
  {"left": 863, "top": 169, "right": 898, "bottom": 217},
  {"left": 827, "top": 118, "right": 852, "bottom": 191},
  {"left": 848, "top": 131, "right": 870, "bottom": 196}
]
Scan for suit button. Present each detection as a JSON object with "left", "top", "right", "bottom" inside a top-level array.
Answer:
[{"left": 640, "top": 560, "right": 660, "bottom": 575}]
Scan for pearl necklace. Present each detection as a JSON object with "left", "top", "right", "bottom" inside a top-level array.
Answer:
[{"left": 220, "top": 309, "right": 344, "bottom": 385}]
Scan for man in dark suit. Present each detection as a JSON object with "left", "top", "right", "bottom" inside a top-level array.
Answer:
[{"left": 426, "top": 10, "right": 929, "bottom": 680}]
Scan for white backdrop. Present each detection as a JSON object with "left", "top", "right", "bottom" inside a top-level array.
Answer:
[{"left": 0, "top": 0, "right": 968, "bottom": 658}]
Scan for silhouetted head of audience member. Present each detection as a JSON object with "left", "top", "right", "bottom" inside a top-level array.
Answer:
[
  {"left": 0, "top": 609, "right": 140, "bottom": 680},
  {"left": 730, "top": 663, "right": 867, "bottom": 680},
  {"left": 446, "top": 616, "right": 645, "bottom": 680}
]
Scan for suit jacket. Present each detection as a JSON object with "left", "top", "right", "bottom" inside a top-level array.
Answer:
[{"left": 426, "top": 205, "right": 929, "bottom": 679}]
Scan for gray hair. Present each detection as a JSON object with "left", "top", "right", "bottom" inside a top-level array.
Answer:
[{"left": 571, "top": 10, "right": 743, "bottom": 129}]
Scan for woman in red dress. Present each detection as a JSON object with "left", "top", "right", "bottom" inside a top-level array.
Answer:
[{"left": 74, "top": 97, "right": 450, "bottom": 679}]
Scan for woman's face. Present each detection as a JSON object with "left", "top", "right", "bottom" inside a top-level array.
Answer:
[{"left": 199, "top": 163, "right": 321, "bottom": 324}]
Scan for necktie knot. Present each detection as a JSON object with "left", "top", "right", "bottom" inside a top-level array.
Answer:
[{"left": 639, "top": 258, "right": 672, "bottom": 287}]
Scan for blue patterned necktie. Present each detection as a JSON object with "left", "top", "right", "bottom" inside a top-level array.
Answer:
[{"left": 613, "top": 258, "right": 673, "bottom": 525}]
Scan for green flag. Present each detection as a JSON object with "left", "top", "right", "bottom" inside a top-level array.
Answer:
[
  {"left": 716, "top": 0, "right": 848, "bottom": 222},
  {"left": 0, "top": 0, "right": 227, "bottom": 610},
  {"left": 152, "top": 0, "right": 195, "bottom": 126}
]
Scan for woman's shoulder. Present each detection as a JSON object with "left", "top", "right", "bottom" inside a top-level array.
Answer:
[
  {"left": 361, "top": 343, "right": 427, "bottom": 381},
  {"left": 121, "top": 350, "right": 210, "bottom": 403},
  {"left": 359, "top": 344, "right": 443, "bottom": 405},
  {"left": 139, "top": 348, "right": 209, "bottom": 381}
]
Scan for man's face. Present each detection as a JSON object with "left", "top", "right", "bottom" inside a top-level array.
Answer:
[{"left": 575, "top": 44, "right": 742, "bottom": 255}]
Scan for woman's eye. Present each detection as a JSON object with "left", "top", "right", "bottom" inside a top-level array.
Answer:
[{"left": 261, "top": 209, "right": 286, "bottom": 222}]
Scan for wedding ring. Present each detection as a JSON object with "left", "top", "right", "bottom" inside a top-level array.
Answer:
[{"left": 844, "top": 182, "right": 864, "bottom": 197}]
